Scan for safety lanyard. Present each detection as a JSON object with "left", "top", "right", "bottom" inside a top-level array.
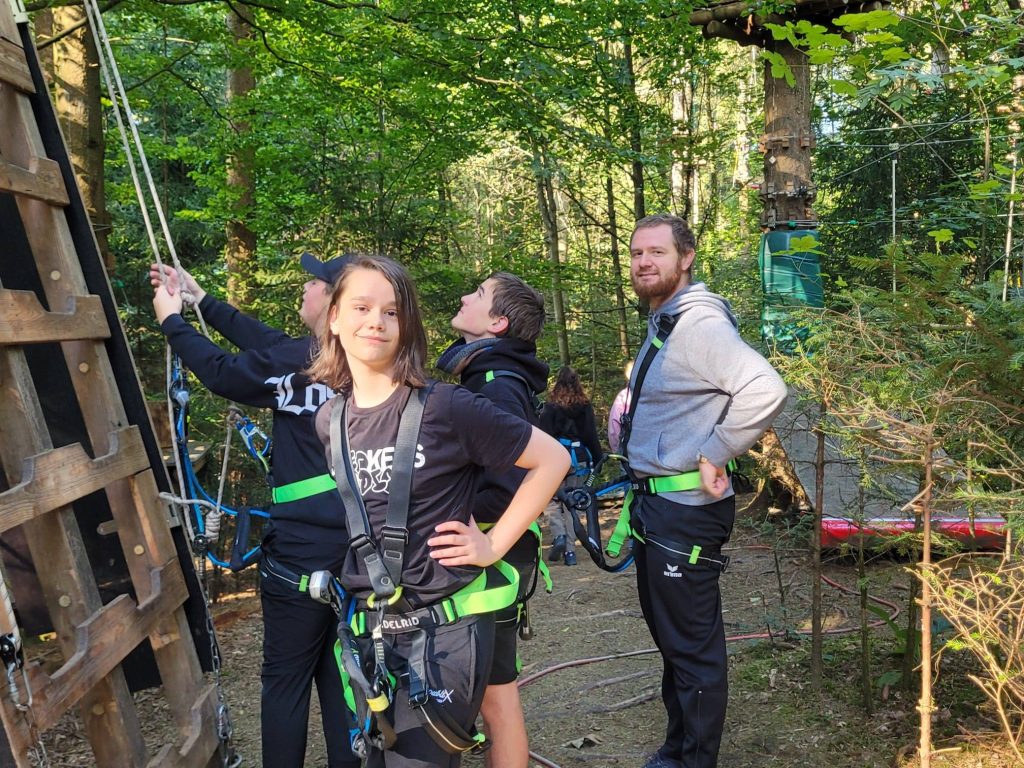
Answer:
[
  {"left": 330, "top": 383, "right": 433, "bottom": 599},
  {"left": 619, "top": 312, "right": 680, "bottom": 461}
]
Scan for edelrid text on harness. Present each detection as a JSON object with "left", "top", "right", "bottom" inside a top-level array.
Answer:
[
  {"left": 607, "top": 313, "right": 732, "bottom": 572},
  {"left": 328, "top": 383, "right": 518, "bottom": 758}
]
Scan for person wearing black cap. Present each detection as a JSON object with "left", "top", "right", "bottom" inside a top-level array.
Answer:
[{"left": 151, "top": 254, "right": 359, "bottom": 768}]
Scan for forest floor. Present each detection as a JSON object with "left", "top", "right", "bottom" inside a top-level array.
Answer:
[{"left": 29, "top": 494, "right": 1021, "bottom": 767}]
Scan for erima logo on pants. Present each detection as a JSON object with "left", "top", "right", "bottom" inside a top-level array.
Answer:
[{"left": 663, "top": 564, "right": 683, "bottom": 579}]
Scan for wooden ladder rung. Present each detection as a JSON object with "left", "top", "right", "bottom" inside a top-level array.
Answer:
[
  {"left": 145, "top": 684, "right": 221, "bottom": 768},
  {"left": 18, "top": 563, "right": 188, "bottom": 735},
  {"left": 0, "top": 154, "right": 68, "bottom": 206},
  {"left": 0, "top": 34, "right": 34, "bottom": 94},
  {"left": 0, "top": 290, "right": 109, "bottom": 344},
  {"left": 0, "top": 427, "right": 150, "bottom": 535}
]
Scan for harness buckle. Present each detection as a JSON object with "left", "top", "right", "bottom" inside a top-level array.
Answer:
[
  {"left": 380, "top": 525, "right": 408, "bottom": 551},
  {"left": 629, "top": 478, "right": 653, "bottom": 495}
]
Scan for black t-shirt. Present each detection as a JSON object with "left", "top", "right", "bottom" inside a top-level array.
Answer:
[{"left": 315, "top": 382, "right": 533, "bottom": 608}]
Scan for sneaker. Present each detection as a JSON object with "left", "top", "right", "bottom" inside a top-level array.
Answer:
[
  {"left": 642, "top": 753, "right": 682, "bottom": 768},
  {"left": 547, "top": 535, "right": 566, "bottom": 563},
  {"left": 563, "top": 551, "right": 577, "bottom": 566}
]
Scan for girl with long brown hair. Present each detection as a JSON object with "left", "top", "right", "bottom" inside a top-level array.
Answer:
[{"left": 309, "top": 255, "right": 568, "bottom": 767}]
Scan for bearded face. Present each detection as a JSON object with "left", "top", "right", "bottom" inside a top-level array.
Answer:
[{"left": 629, "top": 224, "right": 693, "bottom": 309}]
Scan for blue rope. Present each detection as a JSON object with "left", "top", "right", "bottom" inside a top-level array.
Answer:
[{"left": 170, "top": 355, "right": 268, "bottom": 569}]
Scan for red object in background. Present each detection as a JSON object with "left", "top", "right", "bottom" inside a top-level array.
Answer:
[{"left": 820, "top": 516, "right": 1006, "bottom": 549}]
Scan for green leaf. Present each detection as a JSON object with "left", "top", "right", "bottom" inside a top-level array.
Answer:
[
  {"left": 829, "top": 79, "right": 859, "bottom": 98},
  {"left": 863, "top": 32, "right": 903, "bottom": 45},
  {"left": 834, "top": 9, "right": 901, "bottom": 32},
  {"left": 928, "top": 229, "right": 954, "bottom": 244},
  {"left": 881, "top": 46, "right": 911, "bottom": 64}
]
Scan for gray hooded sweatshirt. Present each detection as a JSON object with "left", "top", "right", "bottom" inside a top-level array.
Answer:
[{"left": 625, "top": 282, "right": 788, "bottom": 506}]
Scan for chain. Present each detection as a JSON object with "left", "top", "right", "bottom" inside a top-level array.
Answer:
[
  {"left": 158, "top": 493, "right": 240, "bottom": 768},
  {"left": 1, "top": 572, "right": 49, "bottom": 767}
]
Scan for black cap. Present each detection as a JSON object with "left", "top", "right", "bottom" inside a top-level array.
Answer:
[{"left": 301, "top": 251, "right": 353, "bottom": 285}]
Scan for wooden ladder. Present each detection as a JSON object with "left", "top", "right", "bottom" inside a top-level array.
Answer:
[{"left": 0, "top": 3, "right": 221, "bottom": 766}]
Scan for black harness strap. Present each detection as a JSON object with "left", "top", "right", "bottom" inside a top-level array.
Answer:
[
  {"left": 620, "top": 312, "right": 679, "bottom": 463},
  {"left": 381, "top": 386, "right": 427, "bottom": 587},
  {"left": 486, "top": 369, "right": 542, "bottom": 419},
  {"left": 330, "top": 385, "right": 431, "bottom": 599}
]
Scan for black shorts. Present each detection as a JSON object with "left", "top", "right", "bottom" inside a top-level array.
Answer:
[{"left": 489, "top": 535, "right": 539, "bottom": 685}]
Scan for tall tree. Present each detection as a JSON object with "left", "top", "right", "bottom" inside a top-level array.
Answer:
[
  {"left": 225, "top": 6, "right": 256, "bottom": 310},
  {"left": 36, "top": 6, "right": 111, "bottom": 267}
]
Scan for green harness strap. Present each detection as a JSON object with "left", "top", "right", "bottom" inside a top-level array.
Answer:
[
  {"left": 477, "top": 521, "right": 552, "bottom": 593},
  {"left": 271, "top": 473, "right": 335, "bottom": 504},
  {"left": 333, "top": 640, "right": 357, "bottom": 713},
  {"left": 607, "top": 489, "right": 636, "bottom": 558},
  {"left": 347, "top": 559, "right": 521, "bottom": 634},
  {"left": 528, "top": 522, "right": 554, "bottom": 593},
  {"left": 606, "top": 461, "right": 737, "bottom": 558}
]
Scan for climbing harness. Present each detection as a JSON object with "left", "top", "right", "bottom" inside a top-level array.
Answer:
[
  {"left": 321, "top": 384, "right": 520, "bottom": 758},
  {"left": 604, "top": 311, "right": 736, "bottom": 568},
  {"left": 558, "top": 437, "right": 594, "bottom": 478},
  {"left": 168, "top": 352, "right": 269, "bottom": 572},
  {"left": 481, "top": 369, "right": 551, "bottom": 635},
  {"left": 558, "top": 456, "right": 634, "bottom": 573}
]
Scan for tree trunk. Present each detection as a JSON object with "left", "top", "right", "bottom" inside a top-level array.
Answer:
[
  {"left": 810, "top": 400, "right": 825, "bottom": 690},
  {"left": 533, "top": 147, "right": 569, "bottom": 365},
  {"left": 623, "top": 40, "right": 646, "bottom": 222},
  {"left": 761, "top": 40, "right": 815, "bottom": 230},
  {"left": 40, "top": 6, "right": 112, "bottom": 268},
  {"left": 225, "top": 7, "right": 257, "bottom": 310},
  {"left": 918, "top": 445, "right": 935, "bottom": 768}
]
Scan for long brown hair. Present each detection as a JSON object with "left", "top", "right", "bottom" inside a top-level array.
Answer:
[
  {"left": 306, "top": 255, "right": 427, "bottom": 391},
  {"left": 548, "top": 366, "right": 590, "bottom": 409}
]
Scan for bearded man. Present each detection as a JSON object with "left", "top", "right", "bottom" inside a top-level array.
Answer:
[{"left": 621, "top": 214, "right": 787, "bottom": 768}]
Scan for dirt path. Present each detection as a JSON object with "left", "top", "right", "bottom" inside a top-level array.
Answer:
[{"left": 30, "top": 501, "right": 1018, "bottom": 767}]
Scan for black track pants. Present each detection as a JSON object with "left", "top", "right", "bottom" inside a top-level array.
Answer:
[
  {"left": 260, "top": 568, "right": 360, "bottom": 768},
  {"left": 633, "top": 494, "right": 735, "bottom": 768}
]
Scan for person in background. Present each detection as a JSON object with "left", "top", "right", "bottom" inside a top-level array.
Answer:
[
  {"left": 437, "top": 271, "right": 549, "bottom": 768},
  {"left": 607, "top": 359, "right": 634, "bottom": 453},
  {"left": 150, "top": 253, "right": 359, "bottom": 768},
  {"left": 539, "top": 366, "right": 604, "bottom": 566},
  {"left": 624, "top": 213, "right": 787, "bottom": 768}
]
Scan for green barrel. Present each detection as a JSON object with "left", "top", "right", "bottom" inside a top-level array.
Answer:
[{"left": 758, "top": 230, "right": 823, "bottom": 354}]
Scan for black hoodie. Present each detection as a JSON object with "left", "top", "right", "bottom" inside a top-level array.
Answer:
[
  {"left": 440, "top": 337, "right": 549, "bottom": 525},
  {"left": 539, "top": 401, "right": 604, "bottom": 469},
  {"left": 160, "top": 294, "right": 347, "bottom": 572}
]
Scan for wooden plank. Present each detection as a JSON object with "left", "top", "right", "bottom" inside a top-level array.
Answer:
[
  {"left": 0, "top": 427, "right": 150, "bottom": 535},
  {"left": 0, "top": 290, "right": 108, "bottom": 344},
  {"left": 0, "top": 350, "right": 147, "bottom": 767},
  {"left": 21, "top": 564, "right": 188, "bottom": 735},
  {"left": 3, "top": 30, "right": 219, "bottom": 767},
  {"left": 146, "top": 684, "right": 221, "bottom": 768},
  {"left": 0, "top": 35, "right": 34, "bottom": 94},
  {"left": 0, "top": 154, "right": 69, "bottom": 205}
]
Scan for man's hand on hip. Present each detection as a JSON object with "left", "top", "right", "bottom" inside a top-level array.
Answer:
[{"left": 699, "top": 460, "right": 729, "bottom": 499}]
